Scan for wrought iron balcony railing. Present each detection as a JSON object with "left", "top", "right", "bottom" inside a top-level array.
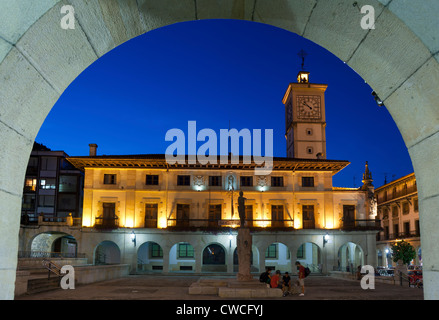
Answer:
[
  {"left": 165, "top": 218, "right": 295, "bottom": 229},
  {"left": 94, "top": 216, "right": 119, "bottom": 229},
  {"left": 341, "top": 219, "right": 381, "bottom": 231},
  {"left": 377, "top": 231, "right": 421, "bottom": 241}
]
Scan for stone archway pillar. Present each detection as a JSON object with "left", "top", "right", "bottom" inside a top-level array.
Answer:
[
  {"left": 194, "top": 246, "right": 202, "bottom": 273},
  {"left": 162, "top": 246, "right": 170, "bottom": 273},
  {"left": 366, "top": 232, "right": 377, "bottom": 267},
  {"left": 322, "top": 242, "right": 334, "bottom": 274},
  {"left": 121, "top": 235, "right": 137, "bottom": 274},
  {"left": 226, "top": 247, "right": 234, "bottom": 273},
  {"left": 0, "top": 131, "right": 33, "bottom": 299},
  {"left": 0, "top": 198, "right": 21, "bottom": 299},
  {"left": 258, "top": 244, "right": 267, "bottom": 274}
]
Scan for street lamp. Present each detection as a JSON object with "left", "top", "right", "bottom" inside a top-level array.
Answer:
[
  {"left": 323, "top": 233, "right": 330, "bottom": 247},
  {"left": 130, "top": 231, "right": 136, "bottom": 247}
]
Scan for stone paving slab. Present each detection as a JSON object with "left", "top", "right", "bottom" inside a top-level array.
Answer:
[{"left": 16, "top": 274, "right": 424, "bottom": 300}]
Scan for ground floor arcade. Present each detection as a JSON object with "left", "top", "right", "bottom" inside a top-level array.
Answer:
[{"left": 19, "top": 225, "right": 377, "bottom": 276}]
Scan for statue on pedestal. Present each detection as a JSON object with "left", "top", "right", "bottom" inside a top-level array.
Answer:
[
  {"left": 238, "top": 191, "right": 247, "bottom": 227},
  {"left": 236, "top": 190, "right": 253, "bottom": 281}
]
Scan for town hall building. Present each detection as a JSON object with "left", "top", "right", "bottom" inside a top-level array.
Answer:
[{"left": 19, "top": 70, "right": 380, "bottom": 278}]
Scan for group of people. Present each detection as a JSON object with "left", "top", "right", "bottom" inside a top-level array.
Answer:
[{"left": 259, "top": 261, "right": 306, "bottom": 297}]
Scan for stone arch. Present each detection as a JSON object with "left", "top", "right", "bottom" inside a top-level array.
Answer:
[
  {"left": 1, "top": 1, "right": 439, "bottom": 299},
  {"left": 202, "top": 243, "right": 227, "bottom": 272},
  {"left": 296, "top": 242, "right": 322, "bottom": 273},
  {"left": 264, "top": 242, "right": 292, "bottom": 272},
  {"left": 337, "top": 242, "right": 364, "bottom": 272},
  {"left": 168, "top": 241, "right": 195, "bottom": 273},
  {"left": 29, "top": 231, "right": 78, "bottom": 258},
  {"left": 94, "top": 240, "right": 121, "bottom": 265},
  {"left": 137, "top": 241, "right": 164, "bottom": 272}
]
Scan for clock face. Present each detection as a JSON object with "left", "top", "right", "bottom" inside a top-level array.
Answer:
[{"left": 297, "top": 95, "right": 321, "bottom": 119}]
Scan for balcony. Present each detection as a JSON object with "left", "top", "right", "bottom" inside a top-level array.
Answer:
[
  {"left": 144, "top": 219, "right": 158, "bottom": 228},
  {"left": 378, "top": 231, "right": 421, "bottom": 241},
  {"left": 302, "top": 219, "right": 315, "bottom": 229},
  {"left": 341, "top": 219, "right": 381, "bottom": 231},
  {"left": 165, "top": 218, "right": 295, "bottom": 231},
  {"left": 379, "top": 186, "right": 417, "bottom": 204},
  {"left": 94, "top": 216, "right": 119, "bottom": 230}
]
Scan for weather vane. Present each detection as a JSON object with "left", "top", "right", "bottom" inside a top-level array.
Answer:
[{"left": 298, "top": 49, "right": 308, "bottom": 70}]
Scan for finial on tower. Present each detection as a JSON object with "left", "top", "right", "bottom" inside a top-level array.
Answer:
[
  {"left": 363, "top": 161, "right": 372, "bottom": 181},
  {"left": 297, "top": 50, "right": 310, "bottom": 83},
  {"left": 298, "top": 49, "right": 308, "bottom": 70},
  {"left": 361, "top": 161, "right": 374, "bottom": 190}
]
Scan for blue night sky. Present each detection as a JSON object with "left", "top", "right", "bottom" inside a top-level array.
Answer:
[{"left": 36, "top": 19, "right": 413, "bottom": 188}]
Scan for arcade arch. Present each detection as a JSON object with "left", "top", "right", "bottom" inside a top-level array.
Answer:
[
  {"left": 202, "top": 243, "right": 227, "bottom": 272},
  {"left": 94, "top": 241, "right": 121, "bottom": 265},
  {"left": 169, "top": 242, "right": 195, "bottom": 272},
  {"left": 30, "top": 232, "right": 77, "bottom": 257},
  {"left": 137, "top": 241, "right": 164, "bottom": 272},
  {"left": 338, "top": 242, "right": 364, "bottom": 272},
  {"left": 297, "top": 242, "right": 322, "bottom": 273},
  {"left": 264, "top": 242, "right": 291, "bottom": 272}
]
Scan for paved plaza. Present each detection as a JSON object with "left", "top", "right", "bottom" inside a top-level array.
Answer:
[{"left": 17, "top": 274, "right": 423, "bottom": 300}]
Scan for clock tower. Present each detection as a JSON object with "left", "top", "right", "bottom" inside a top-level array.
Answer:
[{"left": 282, "top": 69, "right": 328, "bottom": 159}]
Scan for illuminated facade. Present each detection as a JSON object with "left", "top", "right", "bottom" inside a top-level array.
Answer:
[
  {"left": 69, "top": 154, "right": 374, "bottom": 231},
  {"left": 61, "top": 146, "right": 379, "bottom": 274},
  {"left": 375, "top": 173, "right": 421, "bottom": 267}
]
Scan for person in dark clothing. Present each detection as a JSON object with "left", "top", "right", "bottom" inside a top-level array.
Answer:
[
  {"left": 282, "top": 272, "right": 291, "bottom": 296},
  {"left": 259, "top": 268, "right": 271, "bottom": 286}
]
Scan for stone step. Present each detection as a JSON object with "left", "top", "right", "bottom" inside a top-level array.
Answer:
[
  {"left": 188, "top": 278, "right": 283, "bottom": 297},
  {"left": 218, "top": 287, "right": 283, "bottom": 298},
  {"left": 227, "top": 280, "right": 267, "bottom": 288},
  {"left": 27, "top": 277, "right": 61, "bottom": 294}
]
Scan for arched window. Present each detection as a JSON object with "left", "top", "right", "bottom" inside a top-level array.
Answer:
[{"left": 203, "top": 244, "right": 225, "bottom": 265}]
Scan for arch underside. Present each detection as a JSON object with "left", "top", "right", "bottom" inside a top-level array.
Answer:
[{"left": 1, "top": 0, "right": 439, "bottom": 299}]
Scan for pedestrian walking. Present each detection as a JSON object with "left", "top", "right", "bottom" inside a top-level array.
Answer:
[{"left": 295, "top": 261, "right": 306, "bottom": 296}]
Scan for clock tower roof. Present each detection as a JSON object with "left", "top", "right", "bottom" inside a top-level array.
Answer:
[{"left": 282, "top": 81, "right": 328, "bottom": 104}]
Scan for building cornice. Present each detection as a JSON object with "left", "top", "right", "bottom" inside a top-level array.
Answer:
[
  {"left": 67, "top": 154, "right": 349, "bottom": 175},
  {"left": 375, "top": 172, "right": 416, "bottom": 192}
]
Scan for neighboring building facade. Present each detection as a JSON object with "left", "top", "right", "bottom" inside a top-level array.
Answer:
[
  {"left": 375, "top": 173, "right": 421, "bottom": 268},
  {"left": 21, "top": 142, "right": 84, "bottom": 224},
  {"left": 19, "top": 70, "right": 380, "bottom": 275}
]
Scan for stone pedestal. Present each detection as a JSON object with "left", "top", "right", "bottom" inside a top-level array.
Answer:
[{"left": 236, "top": 227, "right": 253, "bottom": 281}]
